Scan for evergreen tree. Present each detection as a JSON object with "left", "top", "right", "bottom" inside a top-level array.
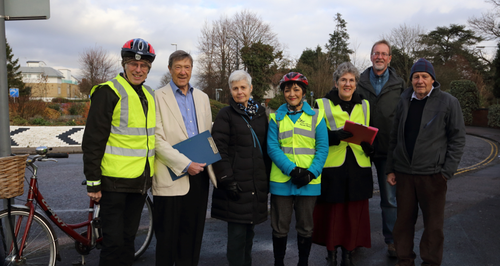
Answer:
[
  {"left": 390, "top": 47, "right": 414, "bottom": 85},
  {"left": 240, "top": 41, "right": 282, "bottom": 103},
  {"left": 6, "top": 41, "right": 27, "bottom": 96},
  {"left": 295, "top": 46, "right": 332, "bottom": 99},
  {"left": 418, "top": 24, "right": 488, "bottom": 92},
  {"left": 418, "top": 24, "right": 484, "bottom": 68},
  {"left": 296, "top": 45, "right": 325, "bottom": 75},
  {"left": 325, "top": 13, "right": 353, "bottom": 70}
]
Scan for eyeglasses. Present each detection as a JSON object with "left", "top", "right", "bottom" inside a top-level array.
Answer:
[
  {"left": 128, "top": 62, "right": 149, "bottom": 71},
  {"left": 371, "top": 52, "right": 390, "bottom": 58},
  {"left": 338, "top": 78, "right": 356, "bottom": 85}
]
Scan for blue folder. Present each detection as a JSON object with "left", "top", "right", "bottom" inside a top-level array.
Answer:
[{"left": 168, "top": 130, "right": 221, "bottom": 181}]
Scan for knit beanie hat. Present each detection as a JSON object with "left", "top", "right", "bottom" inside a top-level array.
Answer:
[{"left": 410, "top": 58, "right": 436, "bottom": 81}]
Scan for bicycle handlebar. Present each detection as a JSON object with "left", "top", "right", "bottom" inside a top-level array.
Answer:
[{"left": 46, "top": 153, "right": 69, "bottom": 158}]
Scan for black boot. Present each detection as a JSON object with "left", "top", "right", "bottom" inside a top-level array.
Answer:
[
  {"left": 340, "top": 247, "right": 355, "bottom": 266},
  {"left": 273, "top": 235, "right": 287, "bottom": 266},
  {"left": 297, "top": 235, "right": 312, "bottom": 266},
  {"left": 325, "top": 248, "right": 337, "bottom": 266}
]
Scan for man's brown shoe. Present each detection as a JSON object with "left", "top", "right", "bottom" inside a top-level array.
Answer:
[{"left": 387, "top": 243, "right": 397, "bottom": 258}]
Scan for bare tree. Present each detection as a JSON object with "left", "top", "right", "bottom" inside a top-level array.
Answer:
[
  {"left": 197, "top": 16, "right": 233, "bottom": 102},
  {"left": 29, "top": 74, "right": 49, "bottom": 100},
  {"left": 158, "top": 72, "right": 172, "bottom": 89},
  {"left": 349, "top": 39, "right": 370, "bottom": 71},
  {"left": 78, "top": 46, "right": 118, "bottom": 96},
  {"left": 197, "top": 11, "right": 283, "bottom": 102},
  {"left": 381, "top": 23, "right": 425, "bottom": 83},
  {"left": 381, "top": 23, "right": 425, "bottom": 59},
  {"left": 468, "top": 0, "right": 500, "bottom": 40},
  {"left": 231, "top": 10, "right": 280, "bottom": 50}
]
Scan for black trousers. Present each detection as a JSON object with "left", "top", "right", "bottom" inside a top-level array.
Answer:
[
  {"left": 153, "top": 171, "right": 209, "bottom": 266},
  {"left": 227, "top": 222, "right": 255, "bottom": 266},
  {"left": 99, "top": 191, "right": 146, "bottom": 266}
]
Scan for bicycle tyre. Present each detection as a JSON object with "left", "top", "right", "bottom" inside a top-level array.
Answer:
[
  {"left": 0, "top": 208, "right": 57, "bottom": 266},
  {"left": 134, "top": 196, "right": 153, "bottom": 260}
]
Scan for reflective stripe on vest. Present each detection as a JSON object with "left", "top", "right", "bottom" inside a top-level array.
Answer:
[
  {"left": 109, "top": 78, "right": 156, "bottom": 136},
  {"left": 277, "top": 112, "right": 318, "bottom": 155},
  {"left": 105, "top": 146, "right": 156, "bottom": 157},
  {"left": 90, "top": 74, "right": 156, "bottom": 179},
  {"left": 316, "top": 98, "right": 371, "bottom": 168},
  {"left": 270, "top": 110, "right": 323, "bottom": 184},
  {"left": 320, "top": 98, "right": 368, "bottom": 129}
]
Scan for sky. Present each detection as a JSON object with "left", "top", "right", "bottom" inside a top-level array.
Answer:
[{"left": 5, "top": 0, "right": 498, "bottom": 90}]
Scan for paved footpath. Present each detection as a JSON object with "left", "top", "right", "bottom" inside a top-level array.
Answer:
[{"left": 35, "top": 126, "right": 500, "bottom": 265}]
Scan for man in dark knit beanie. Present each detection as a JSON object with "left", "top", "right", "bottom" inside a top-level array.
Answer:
[{"left": 385, "top": 58, "right": 466, "bottom": 266}]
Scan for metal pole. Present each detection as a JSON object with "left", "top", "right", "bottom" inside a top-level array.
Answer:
[
  {"left": 0, "top": 0, "right": 10, "bottom": 157},
  {"left": 0, "top": 0, "right": 13, "bottom": 259}
]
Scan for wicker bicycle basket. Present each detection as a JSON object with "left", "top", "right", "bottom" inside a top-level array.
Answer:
[{"left": 0, "top": 154, "right": 29, "bottom": 199}]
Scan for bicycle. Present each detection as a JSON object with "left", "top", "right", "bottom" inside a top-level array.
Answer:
[{"left": 0, "top": 146, "right": 154, "bottom": 265}]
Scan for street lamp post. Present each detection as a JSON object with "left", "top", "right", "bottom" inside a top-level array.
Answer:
[
  {"left": 226, "top": 37, "right": 239, "bottom": 70},
  {"left": 171, "top": 43, "right": 177, "bottom": 51}
]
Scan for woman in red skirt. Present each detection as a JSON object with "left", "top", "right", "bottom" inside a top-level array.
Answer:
[{"left": 313, "top": 62, "right": 374, "bottom": 266}]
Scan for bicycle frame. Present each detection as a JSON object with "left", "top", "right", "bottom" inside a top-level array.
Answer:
[{"left": 12, "top": 156, "right": 98, "bottom": 257}]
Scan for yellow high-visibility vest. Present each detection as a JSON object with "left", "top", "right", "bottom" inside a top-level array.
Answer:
[
  {"left": 269, "top": 110, "right": 324, "bottom": 183},
  {"left": 316, "top": 98, "right": 371, "bottom": 168},
  {"left": 89, "top": 74, "right": 155, "bottom": 182}
]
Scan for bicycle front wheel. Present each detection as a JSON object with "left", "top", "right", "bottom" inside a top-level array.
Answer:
[
  {"left": 0, "top": 208, "right": 57, "bottom": 266},
  {"left": 134, "top": 196, "right": 153, "bottom": 260}
]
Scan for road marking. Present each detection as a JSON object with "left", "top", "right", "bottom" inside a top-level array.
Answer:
[{"left": 455, "top": 138, "right": 499, "bottom": 175}]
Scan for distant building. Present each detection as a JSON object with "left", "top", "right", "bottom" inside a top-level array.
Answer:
[
  {"left": 263, "top": 84, "right": 279, "bottom": 107},
  {"left": 20, "top": 61, "right": 82, "bottom": 101}
]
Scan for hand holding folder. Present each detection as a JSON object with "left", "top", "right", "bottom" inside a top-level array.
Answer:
[
  {"left": 168, "top": 130, "right": 221, "bottom": 181},
  {"left": 342, "top": 120, "right": 379, "bottom": 145}
]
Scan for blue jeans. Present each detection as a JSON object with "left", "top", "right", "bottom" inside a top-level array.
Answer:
[{"left": 374, "top": 158, "right": 397, "bottom": 244}]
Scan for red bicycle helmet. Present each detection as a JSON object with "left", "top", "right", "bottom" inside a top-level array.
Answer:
[
  {"left": 121, "top": 38, "right": 156, "bottom": 63},
  {"left": 279, "top": 72, "right": 309, "bottom": 90}
]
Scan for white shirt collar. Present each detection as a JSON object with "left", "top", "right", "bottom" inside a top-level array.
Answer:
[{"left": 411, "top": 86, "right": 435, "bottom": 101}]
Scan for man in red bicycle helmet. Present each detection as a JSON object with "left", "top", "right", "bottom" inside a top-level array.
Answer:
[{"left": 83, "top": 38, "right": 156, "bottom": 266}]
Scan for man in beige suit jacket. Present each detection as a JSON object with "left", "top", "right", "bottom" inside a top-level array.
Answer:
[{"left": 153, "top": 50, "right": 216, "bottom": 266}]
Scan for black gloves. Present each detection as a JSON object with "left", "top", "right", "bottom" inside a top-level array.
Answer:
[
  {"left": 219, "top": 178, "right": 242, "bottom": 201},
  {"left": 292, "top": 170, "right": 315, "bottom": 189},
  {"left": 328, "top": 129, "right": 353, "bottom": 146},
  {"left": 290, "top": 167, "right": 315, "bottom": 189},
  {"left": 360, "top": 141, "right": 374, "bottom": 157},
  {"left": 290, "top": 167, "right": 307, "bottom": 179}
]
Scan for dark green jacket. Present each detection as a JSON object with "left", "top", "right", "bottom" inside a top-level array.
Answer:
[
  {"left": 386, "top": 84, "right": 466, "bottom": 179},
  {"left": 357, "top": 67, "right": 405, "bottom": 159}
]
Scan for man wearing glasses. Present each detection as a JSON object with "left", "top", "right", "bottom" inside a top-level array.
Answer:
[
  {"left": 83, "top": 38, "right": 156, "bottom": 265},
  {"left": 357, "top": 39, "right": 405, "bottom": 258}
]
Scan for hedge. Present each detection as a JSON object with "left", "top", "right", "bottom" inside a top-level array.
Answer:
[
  {"left": 488, "top": 104, "right": 500, "bottom": 128},
  {"left": 449, "top": 80, "right": 479, "bottom": 126}
]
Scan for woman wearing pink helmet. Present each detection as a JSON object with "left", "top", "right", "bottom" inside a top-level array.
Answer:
[{"left": 267, "top": 72, "right": 329, "bottom": 266}]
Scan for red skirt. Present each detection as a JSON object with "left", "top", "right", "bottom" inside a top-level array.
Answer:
[{"left": 312, "top": 199, "right": 371, "bottom": 251}]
